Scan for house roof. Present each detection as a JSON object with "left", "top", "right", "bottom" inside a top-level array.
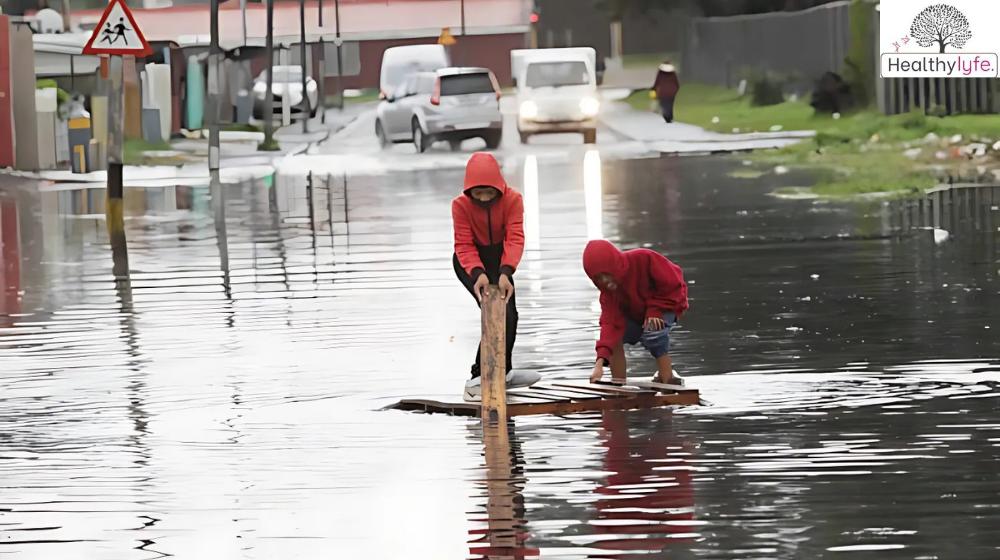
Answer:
[{"left": 43, "top": 0, "right": 530, "bottom": 44}]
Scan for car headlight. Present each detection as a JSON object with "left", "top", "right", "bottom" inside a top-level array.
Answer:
[
  {"left": 519, "top": 100, "right": 538, "bottom": 119},
  {"left": 580, "top": 96, "right": 600, "bottom": 116}
]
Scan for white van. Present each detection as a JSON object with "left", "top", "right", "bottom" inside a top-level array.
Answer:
[
  {"left": 511, "top": 47, "right": 599, "bottom": 144},
  {"left": 379, "top": 44, "right": 450, "bottom": 99}
]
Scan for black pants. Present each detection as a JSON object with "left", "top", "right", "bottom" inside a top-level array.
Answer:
[
  {"left": 453, "top": 243, "right": 518, "bottom": 379},
  {"left": 660, "top": 97, "right": 675, "bottom": 123}
]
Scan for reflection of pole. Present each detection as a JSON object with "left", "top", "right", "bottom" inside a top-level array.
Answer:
[
  {"left": 299, "top": 0, "right": 309, "bottom": 133},
  {"left": 334, "top": 0, "right": 344, "bottom": 110},
  {"left": 483, "top": 423, "right": 515, "bottom": 552},
  {"left": 481, "top": 285, "right": 507, "bottom": 424},
  {"left": 209, "top": 0, "right": 230, "bottom": 292},
  {"left": 105, "top": 55, "right": 129, "bottom": 280}
]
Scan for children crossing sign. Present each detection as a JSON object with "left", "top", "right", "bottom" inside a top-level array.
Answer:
[{"left": 82, "top": 0, "right": 153, "bottom": 57}]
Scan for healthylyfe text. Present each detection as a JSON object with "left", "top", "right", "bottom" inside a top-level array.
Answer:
[{"left": 881, "top": 54, "right": 998, "bottom": 78}]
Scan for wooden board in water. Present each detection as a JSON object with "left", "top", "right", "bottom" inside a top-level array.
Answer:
[{"left": 389, "top": 381, "right": 700, "bottom": 417}]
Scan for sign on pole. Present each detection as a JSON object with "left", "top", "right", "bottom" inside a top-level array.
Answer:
[{"left": 82, "top": 0, "right": 153, "bottom": 57}]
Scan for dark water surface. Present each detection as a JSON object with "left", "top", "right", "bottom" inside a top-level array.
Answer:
[{"left": 1, "top": 151, "right": 999, "bottom": 559}]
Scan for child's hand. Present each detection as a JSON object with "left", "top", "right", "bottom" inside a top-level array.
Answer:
[
  {"left": 473, "top": 274, "right": 490, "bottom": 302},
  {"left": 590, "top": 360, "right": 605, "bottom": 383},
  {"left": 498, "top": 274, "right": 514, "bottom": 301},
  {"left": 644, "top": 317, "right": 666, "bottom": 331}
]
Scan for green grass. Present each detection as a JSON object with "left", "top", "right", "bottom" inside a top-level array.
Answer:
[
  {"left": 622, "top": 52, "right": 677, "bottom": 69},
  {"left": 220, "top": 123, "right": 263, "bottom": 133},
  {"left": 340, "top": 88, "right": 382, "bottom": 104},
  {"left": 123, "top": 139, "right": 182, "bottom": 166},
  {"left": 625, "top": 83, "right": 1000, "bottom": 196}
]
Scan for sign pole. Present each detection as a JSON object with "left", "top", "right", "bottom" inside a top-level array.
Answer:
[
  {"left": 82, "top": 0, "right": 153, "bottom": 281},
  {"left": 106, "top": 54, "right": 129, "bottom": 279},
  {"left": 208, "top": 0, "right": 230, "bottom": 292}
]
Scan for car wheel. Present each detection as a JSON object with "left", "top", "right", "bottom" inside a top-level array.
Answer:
[
  {"left": 376, "top": 120, "right": 390, "bottom": 149},
  {"left": 413, "top": 119, "right": 429, "bottom": 153},
  {"left": 484, "top": 131, "right": 502, "bottom": 150},
  {"left": 519, "top": 132, "right": 530, "bottom": 144},
  {"left": 583, "top": 129, "right": 597, "bottom": 144}
]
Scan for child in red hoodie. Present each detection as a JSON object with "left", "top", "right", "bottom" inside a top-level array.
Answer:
[
  {"left": 453, "top": 152, "right": 540, "bottom": 401},
  {"left": 582, "top": 239, "right": 688, "bottom": 385}
]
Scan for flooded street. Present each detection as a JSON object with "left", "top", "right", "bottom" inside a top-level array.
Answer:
[{"left": 1, "top": 141, "right": 999, "bottom": 559}]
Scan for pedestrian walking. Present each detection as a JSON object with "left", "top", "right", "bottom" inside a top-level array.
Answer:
[{"left": 651, "top": 61, "right": 680, "bottom": 124}]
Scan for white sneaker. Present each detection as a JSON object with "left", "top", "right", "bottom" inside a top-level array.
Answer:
[
  {"left": 463, "top": 370, "right": 542, "bottom": 402},
  {"left": 655, "top": 369, "right": 684, "bottom": 386}
]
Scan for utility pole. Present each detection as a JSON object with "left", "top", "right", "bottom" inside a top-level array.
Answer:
[
  {"left": 299, "top": 0, "right": 309, "bottom": 133},
  {"left": 334, "top": 0, "right": 343, "bottom": 110},
  {"left": 318, "top": 0, "right": 326, "bottom": 123},
  {"left": 261, "top": 0, "right": 276, "bottom": 149},
  {"left": 209, "top": 0, "right": 230, "bottom": 288}
]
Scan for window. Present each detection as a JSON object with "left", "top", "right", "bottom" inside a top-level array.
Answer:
[
  {"left": 439, "top": 72, "right": 496, "bottom": 96},
  {"left": 524, "top": 61, "right": 590, "bottom": 88}
]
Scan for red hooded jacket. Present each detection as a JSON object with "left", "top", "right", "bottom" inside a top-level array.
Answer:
[
  {"left": 583, "top": 240, "right": 688, "bottom": 362},
  {"left": 452, "top": 153, "right": 525, "bottom": 279}
]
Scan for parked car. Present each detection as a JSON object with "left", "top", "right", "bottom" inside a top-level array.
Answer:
[
  {"left": 379, "top": 44, "right": 450, "bottom": 100},
  {"left": 252, "top": 66, "right": 318, "bottom": 119},
  {"left": 511, "top": 47, "right": 599, "bottom": 144},
  {"left": 375, "top": 67, "right": 503, "bottom": 153}
]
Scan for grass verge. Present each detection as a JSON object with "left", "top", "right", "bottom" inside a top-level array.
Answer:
[
  {"left": 123, "top": 139, "right": 184, "bottom": 166},
  {"left": 626, "top": 83, "right": 1000, "bottom": 196}
]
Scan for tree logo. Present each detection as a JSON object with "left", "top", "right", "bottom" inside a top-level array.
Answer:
[{"left": 909, "top": 4, "right": 972, "bottom": 53}]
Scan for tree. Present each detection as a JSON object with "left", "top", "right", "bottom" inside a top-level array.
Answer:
[{"left": 909, "top": 4, "right": 971, "bottom": 53}]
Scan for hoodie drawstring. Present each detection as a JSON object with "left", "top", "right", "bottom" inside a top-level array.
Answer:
[{"left": 487, "top": 206, "right": 493, "bottom": 245}]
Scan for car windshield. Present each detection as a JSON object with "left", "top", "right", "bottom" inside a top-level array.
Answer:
[
  {"left": 261, "top": 67, "right": 304, "bottom": 83},
  {"left": 440, "top": 73, "right": 495, "bottom": 96},
  {"left": 524, "top": 61, "right": 590, "bottom": 88}
]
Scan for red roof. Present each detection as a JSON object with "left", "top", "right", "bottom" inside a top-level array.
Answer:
[{"left": 63, "top": 0, "right": 530, "bottom": 43}]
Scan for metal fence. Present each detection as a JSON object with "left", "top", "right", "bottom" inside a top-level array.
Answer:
[{"left": 680, "top": 1, "right": 851, "bottom": 90}]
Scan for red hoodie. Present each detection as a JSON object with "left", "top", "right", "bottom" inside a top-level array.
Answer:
[
  {"left": 582, "top": 240, "right": 688, "bottom": 362},
  {"left": 452, "top": 153, "right": 525, "bottom": 279}
]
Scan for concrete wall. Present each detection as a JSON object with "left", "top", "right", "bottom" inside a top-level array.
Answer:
[
  {"left": 680, "top": 1, "right": 851, "bottom": 89},
  {"left": 10, "top": 21, "right": 39, "bottom": 171}
]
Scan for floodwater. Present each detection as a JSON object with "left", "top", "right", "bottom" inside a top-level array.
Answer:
[{"left": 1, "top": 148, "right": 999, "bottom": 560}]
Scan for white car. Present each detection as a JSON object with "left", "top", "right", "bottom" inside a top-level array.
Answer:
[
  {"left": 375, "top": 67, "right": 503, "bottom": 152},
  {"left": 252, "top": 66, "right": 318, "bottom": 119},
  {"left": 513, "top": 50, "right": 599, "bottom": 144}
]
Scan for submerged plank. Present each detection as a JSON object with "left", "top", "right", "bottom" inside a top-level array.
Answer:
[{"left": 507, "top": 392, "right": 700, "bottom": 416}]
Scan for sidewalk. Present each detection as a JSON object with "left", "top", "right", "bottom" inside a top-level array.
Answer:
[
  {"left": 7, "top": 103, "right": 375, "bottom": 186},
  {"left": 600, "top": 101, "right": 814, "bottom": 155}
]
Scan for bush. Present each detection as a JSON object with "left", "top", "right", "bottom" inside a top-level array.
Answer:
[
  {"left": 35, "top": 79, "right": 70, "bottom": 109},
  {"left": 742, "top": 68, "right": 787, "bottom": 107}
]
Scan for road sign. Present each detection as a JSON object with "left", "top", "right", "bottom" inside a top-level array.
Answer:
[{"left": 82, "top": 0, "right": 153, "bottom": 57}]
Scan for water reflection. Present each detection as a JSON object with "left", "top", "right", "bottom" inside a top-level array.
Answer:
[{"left": 584, "top": 150, "right": 603, "bottom": 241}]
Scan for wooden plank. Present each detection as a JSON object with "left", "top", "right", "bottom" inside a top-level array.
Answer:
[
  {"left": 394, "top": 399, "right": 480, "bottom": 416},
  {"left": 552, "top": 382, "right": 656, "bottom": 397},
  {"left": 600, "top": 379, "right": 700, "bottom": 394},
  {"left": 481, "top": 285, "right": 506, "bottom": 424},
  {"left": 534, "top": 383, "right": 625, "bottom": 398},
  {"left": 507, "top": 391, "right": 701, "bottom": 416},
  {"left": 505, "top": 391, "right": 566, "bottom": 404},
  {"left": 528, "top": 386, "right": 609, "bottom": 401}
]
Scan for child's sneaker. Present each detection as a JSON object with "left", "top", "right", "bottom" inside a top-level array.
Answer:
[
  {"left": 654, "top": 369, "right": 685, "bottom": 386},
  {"left": 463, "top": 370, "right": 542, "bottom": 402}
]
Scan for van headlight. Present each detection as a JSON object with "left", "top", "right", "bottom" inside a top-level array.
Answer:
[
  {"left": 519, "top": 100, "right": 538, "bottom": 119},
  {"left": 580, "top": 97, "right": 600, "bottom": 116}
]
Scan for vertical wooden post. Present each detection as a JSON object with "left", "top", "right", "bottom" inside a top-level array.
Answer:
[
  {"left": 208, "top": 0, "right": 229, "bottom": 292},
  {"left": 106, "top": 55, "right": 129, "bottom": 280},
  {"left": 481, "top": 284, "right": 507, "bottom": 424}
]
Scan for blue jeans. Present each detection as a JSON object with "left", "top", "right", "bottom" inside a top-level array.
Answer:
[{"left": 622, "top": 311, "right": 676, "bottom": 359}]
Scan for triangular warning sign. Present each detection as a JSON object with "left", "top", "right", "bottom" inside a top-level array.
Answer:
[{"left": 82, "top": 0, "right": 153, "bottom": 57}]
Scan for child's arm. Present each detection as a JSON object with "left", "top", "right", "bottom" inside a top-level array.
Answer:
[
  {"left": 595, "top": 292, "right": 625, "bottom": 364},
  {"left": 452, "top": 200, "right": 485, "bottom": 280},
  {"left": 645, "top": 252, "right": 689, "bottom": 321},
  {"left": 499, "top": 192, "right": 525, "bottom": 278}
]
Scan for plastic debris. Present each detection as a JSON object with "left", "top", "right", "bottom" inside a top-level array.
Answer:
[
  {"left": 950, "top": 134, "right": 962, "bottom": 144},
  {"left": 711, "top": 116, "right": 720, "bottom": 123},
  {"left": 923, "top": 132, "right": 940, "bottom": 144},
  {"left": 770, "top": 125, "right": 783, "bottom": 132},
  {"left": 933, "top": 228, "right": 949, "bottom": 244},
  {"left": 774, "top": 165, "right": 789, "bottom": 175},
  {"left": 832, "top": 112, "right": 841, "bottom": 120},
  {"left": 903, "top": 148, "right": 922, "bottom": 159}
]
